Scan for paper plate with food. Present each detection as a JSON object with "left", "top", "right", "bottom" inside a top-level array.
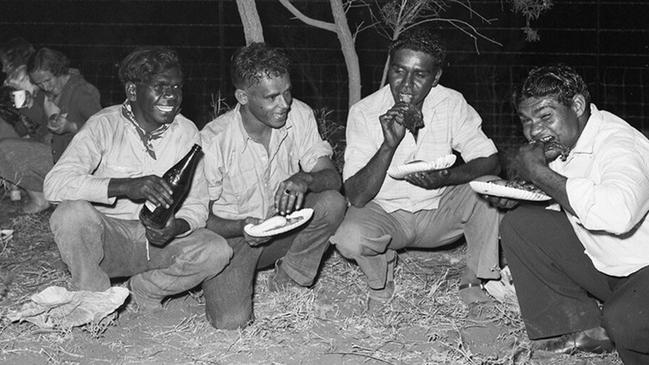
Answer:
[
  {"left": 388, "top": 154, "right": 457, "bottom": 180},
  {"left": 244, "top": 208, "right": 314, "bottom": 237},
  {"left": 469, "top": 178, "right": 551, "bottom": 201}
]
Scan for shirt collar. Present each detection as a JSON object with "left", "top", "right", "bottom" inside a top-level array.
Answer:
[
  {"left": 233, "top": 103, "right": 293, "bottom": 153},
  {"left": 121, "top": 100, "right": 173, "bottom": 160},
  {"left": 570, "top": 104, "right": 601, "bottom": 155}
]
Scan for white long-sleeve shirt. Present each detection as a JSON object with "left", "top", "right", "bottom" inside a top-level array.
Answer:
[
  {"left": 550, "top": 104, "right": 649, "bottom": 276},
  {"left": 343, "top": 85, "right": 497, "bottom": 213},
  {"left": 44, "top": 105, "right": 209, "bottom": 233}
]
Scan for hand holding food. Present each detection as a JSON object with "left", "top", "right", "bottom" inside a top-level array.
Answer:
[{"left": 395, "top": 94, "right": 424, "bottom": 137}]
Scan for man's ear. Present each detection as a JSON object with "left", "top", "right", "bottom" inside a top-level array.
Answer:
[
  {"left": 125, "top": 82, "right": 137, "bottom": 101},
  {"left": 571, "top": 94, "right": 587, "bottom": 117},
  {"left": 432, "top": 68, "right": 443, "bottom": 87},
  {"left": 234, "top": 88, "right": 248, "bottom": 105}
]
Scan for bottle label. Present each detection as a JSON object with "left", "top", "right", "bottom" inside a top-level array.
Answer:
[{"left": 144, "top": 201, "right": 158, "bottom": 212}]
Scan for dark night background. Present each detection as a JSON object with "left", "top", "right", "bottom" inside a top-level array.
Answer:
[{"left": 1, "top": 0, "right": 647, "bottom": 147}]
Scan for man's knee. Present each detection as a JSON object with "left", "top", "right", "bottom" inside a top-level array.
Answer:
[
  {"left": 205, "top": 305, "right": 253, "bottom": 330},
  {"left": 602, "top": 298, "right": 648, "bottom": 351},
  {"left": 50, "top": 200, "right": 99, "bottom": 231},
  {"left": 311, "top": 190, "right": 347, "bottom": 228},
  {"left": 184, "top": 229, "right": 233, "bottom": 276},
  {"left": 331, "top": 217, "right": 374, "bottom": 259}
]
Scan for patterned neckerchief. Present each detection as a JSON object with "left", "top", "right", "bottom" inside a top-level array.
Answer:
[{"left": 121, "top": 100, "right": 171, "bottom": 160}]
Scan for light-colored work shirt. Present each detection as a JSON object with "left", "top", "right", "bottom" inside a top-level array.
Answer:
[
  {"left": 549, "top": 104, "right": 649, "bottom": 277},
  {"left": 44, "top": 104, "right": 209, "bottom": 233},
  {"left": 343, "top": 85, "right": 497, "bottom": 213},
  {"left": 201, "top": 99, "right": 333, "bottom": 220}
]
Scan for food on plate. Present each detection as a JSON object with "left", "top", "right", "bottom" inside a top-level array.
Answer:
[
  {"left": 256, "top": 216, "right": 287, "bottom": 232},
  {"left": 488, "top": 178, "right": 545, "bottom": 194},
  {"left": 255, "top": 215, "right": 306, "bottom": 233}
]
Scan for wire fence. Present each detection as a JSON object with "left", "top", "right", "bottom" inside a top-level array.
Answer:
[{"left": 0, "top": 0, "right": 647, "bottom": 148}]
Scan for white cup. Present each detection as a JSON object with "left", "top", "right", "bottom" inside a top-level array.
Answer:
[{"left": 12, "top": 90, "right": 27, "bottom": 109}]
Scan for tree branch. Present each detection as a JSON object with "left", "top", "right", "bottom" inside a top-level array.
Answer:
[{"left": 277, "top": 0, "right": 337, "bottom": 33}]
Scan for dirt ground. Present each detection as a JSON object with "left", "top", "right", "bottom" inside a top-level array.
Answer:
[{"left": 0, "top": 195, "right": 624, "bottom": 365}]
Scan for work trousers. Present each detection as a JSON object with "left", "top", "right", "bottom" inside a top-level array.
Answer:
[
  {"left": 50, "top": 200, "right": 232, "bottom": 307},
  {"left": 331, "top": 182, "right": 501, "bottom": 290},
  {"left": 202, "top": 190, "right": 346, "bottom": 329},
  {"left": 501, "top": 204, "right": 649, "bottom": 365}
]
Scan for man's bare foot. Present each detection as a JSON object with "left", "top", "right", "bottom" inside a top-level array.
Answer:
[{"left": 22, "top": 190, "right": 50, "bottom": 214}]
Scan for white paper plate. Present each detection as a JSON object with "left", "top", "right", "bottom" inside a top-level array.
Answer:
[
  {"left": 244, "top": 208, "right": 314, "bottom": 237},
  {"left": 469, "top": 180, "right": 551, "bottom": 201},
  {"left": 387, "top": 155, "right": 457, "bottom": 180}
]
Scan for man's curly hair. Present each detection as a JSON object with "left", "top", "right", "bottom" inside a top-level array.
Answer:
[
  {"left": 118, "top": 47, "right": 182, "bottom": 86},
  {"left": 231, "top": 42, "right": 290, "bottom": 89},
  {"left": 390, "top": 26, "right": 446, "bottom": 68},
  {"left": 513, "top": 64, "right": 591, "bottom": 109}
]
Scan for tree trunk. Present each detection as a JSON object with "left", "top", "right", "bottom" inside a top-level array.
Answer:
[
  {"left": 329, "top": 0, "right": 361, "bottom": 107},
  {"left": 236, "top": 0, "right": 265, "bottom": 44}
]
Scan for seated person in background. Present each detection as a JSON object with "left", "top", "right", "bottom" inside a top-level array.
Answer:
[
  {"left": 44, "top": 47, "right": 232, "bottom": 314},
  {"left": 200, "top": 42, "right": 346, "bottom": 329},
  {"left": 0, "top": 38, "right": 51, "bottom": 213},
  {"left": 492, "top": 64, "right": 649, "bottom": 363},
  {"left": 1, "top": 37, "right": 48, "bottom": 140},
  {"left": 330, "top": 26, "right": 502, "bottom": 306},
  {"left": 28, "top": 47, "right": 101, "bottom": 163}
]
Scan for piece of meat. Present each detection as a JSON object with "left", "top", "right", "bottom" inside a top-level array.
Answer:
[{"left": 394, "top": 101, "right": 424, "bottom": 136}]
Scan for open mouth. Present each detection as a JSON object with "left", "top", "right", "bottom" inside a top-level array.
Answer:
[
  {"left": 533, "top": 135, "right": 556, "bottom": 144},
  {"left": 398, "top": 94, "right": 413, "bottom": 103},
  {"left": 155, "top": 105, "right": 175, "bottom": 113}
]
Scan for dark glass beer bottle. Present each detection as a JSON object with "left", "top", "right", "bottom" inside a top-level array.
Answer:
[{"left": 139, "top": 144, "right": 203, "bottom": 229}]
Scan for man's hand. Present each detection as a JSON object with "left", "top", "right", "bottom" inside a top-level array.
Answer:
[
  {"left": 144, "top": 216, "right": 177, "bottom": 247},
  {"left": 274, "top": 173, "right": 309, "bottom": 216},
  {"left": 481, "top": 195, "right": 520, "bottom": 210},
  {"left": 47, "top": 112, "right": 77, "bottom": 134},
  {"left": 379, "top": 104, "right": 408, "bottom": 149},
  {"left": 404, "top": 169, "right": 450, "bottom": 190},
  {"left": 242, "top": 217, "right": 272, "bottom": 246},
  {"left": 514, "top": 142, "right": 548, "bottom": 182},
  {"left": 115, "top": 176, "right": 174, "bottom": 209}
]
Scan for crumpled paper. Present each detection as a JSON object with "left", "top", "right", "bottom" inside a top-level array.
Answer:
[
  {"left": 483, "top": 266, "right": 519, "bottom": 310},
  {"left": 7, "top": 286, "right": 129, "bottom": 329}
]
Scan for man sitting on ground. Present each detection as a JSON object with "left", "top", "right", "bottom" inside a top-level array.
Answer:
[
  {"left": 331, "top": 26, "right": 502, "bottom": 306},
  {"left": 200, "top": 42, "right": 346, "bottom": 329},
  {"left": 494, "top": 64, "right": 649, "bottom": 363},
  {"left": 44, "top": 47, "right": 231, "bottom": 315}
]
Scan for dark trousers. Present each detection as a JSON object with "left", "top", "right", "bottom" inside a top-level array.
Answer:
[
  {"left": 202, "top": 190, "right": 346, "bottom": 329},
  {"left": 501, "top": 204, "right": 649, "bottom": 365}
]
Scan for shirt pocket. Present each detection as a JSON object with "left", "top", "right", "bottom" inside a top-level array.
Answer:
[{"left": 224, "top": 162, "right": 261, "bottom": 213}]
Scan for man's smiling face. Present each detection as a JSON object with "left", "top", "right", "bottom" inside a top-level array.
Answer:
[{"left": 130, "top": 67, "right": 183, "bottom": 131}]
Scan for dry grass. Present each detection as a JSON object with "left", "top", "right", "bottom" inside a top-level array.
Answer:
[{"left": 0, "top": 204, "right": 624, "bottom": 364}]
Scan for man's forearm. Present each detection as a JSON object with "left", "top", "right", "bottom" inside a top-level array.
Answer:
[
  {"left": 442, "top": 154, "right": 500, "bottom": 186},
  {"left": 205, "top": 213, "right": 245, "bottom": 238},
  {"left": 345, "top": 142, "right": 396, "bottom": 207},
  {"left": 529, "top": 166, "right": 574, "bottom": 215},
  {"left": 299, "top": 168, "right": 341, "bottom": 193}
]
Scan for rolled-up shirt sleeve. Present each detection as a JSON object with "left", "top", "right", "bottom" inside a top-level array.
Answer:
[
  {"left": 200, "top": 130, "right": 224, "bottom": 202},
  {"left": 566, "top": 138, "right": 649, "bottom": 235},
  {"left": 174, "top": 158, "right": 209, "bottom": 233},
  {"left": 295, "top": 105, "right": 333, "bottom": 172},
  {"left": 450, "top": 97, "right": 497, "bottom": 162},
  {"left": 342, "top": 104, "right": 378, "bottom": 182},
  {"left": 44, "top": 119, "right": 114, "bottom": 204}
]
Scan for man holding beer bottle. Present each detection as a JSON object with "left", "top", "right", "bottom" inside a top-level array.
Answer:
[{"left": 43, "top": 47, "right": 232, "bottom": 313}]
